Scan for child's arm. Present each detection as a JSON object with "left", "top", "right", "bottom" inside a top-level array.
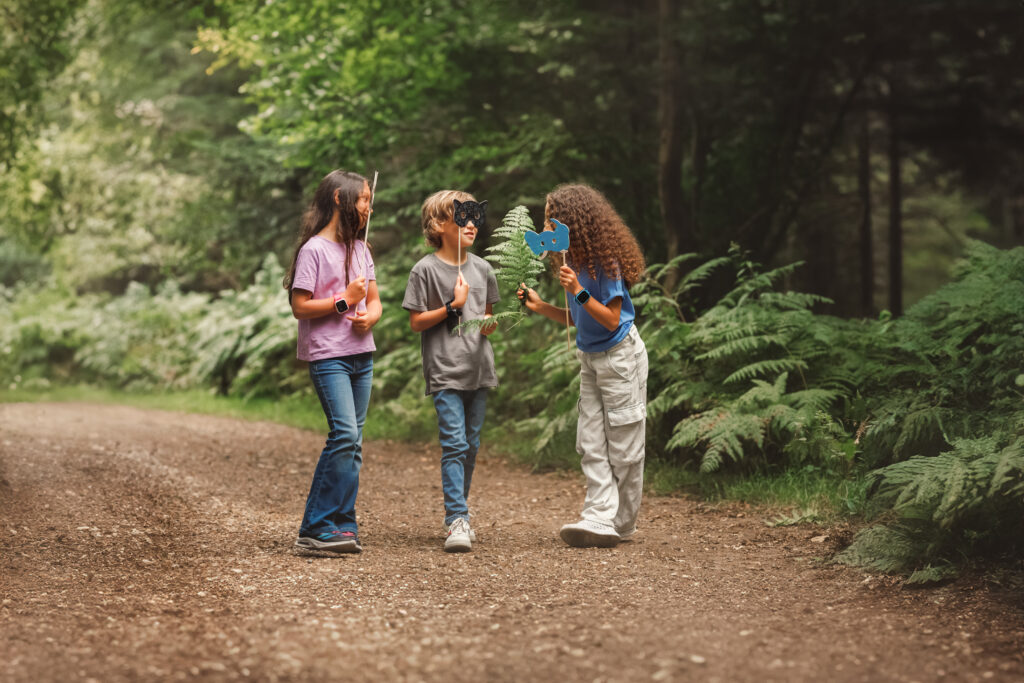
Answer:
[
  {"left": 347, "top": 280, "right": 382, "bottom": 332},
  {"left": 291, "top": 276, "right": 367, "bottom": 320},
  {"left": 518, "top": 283, "right": 573, "bottom": 326},
  {"left": 409, "top": 274, "right": 469, "bottom": 332},
  {"left": 558, "top": 265, "right": 621, "bottom": 331}
]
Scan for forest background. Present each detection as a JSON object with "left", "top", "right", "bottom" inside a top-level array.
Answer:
[{"left": 2, "top": 0, "right": 1023, "bottom": 582}]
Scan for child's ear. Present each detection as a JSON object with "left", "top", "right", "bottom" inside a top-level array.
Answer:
[{"left": 334, "top": 189, "right": 341, "bottom": 206}]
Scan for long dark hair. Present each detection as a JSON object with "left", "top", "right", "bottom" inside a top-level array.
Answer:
[{"left": 284, "top": 169, "right": 369, "bottom": 295}]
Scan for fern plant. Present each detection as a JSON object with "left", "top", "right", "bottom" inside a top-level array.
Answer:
[
  {"left": 642, "top": 245, "right": 854, "bottom": 472},
  {"left": 859, "top": 241, "right": 1024, "bottom": 467},
  {"left": 837, "top": 432, "right": 1024, "bottom": 582},
  {"left": 457, "top": 205, "right": 544, "bottom": 333}
]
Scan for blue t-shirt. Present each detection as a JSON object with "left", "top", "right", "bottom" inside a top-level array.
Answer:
[{"left": 568, "top": 264, "right": 634, "bottom": 352}]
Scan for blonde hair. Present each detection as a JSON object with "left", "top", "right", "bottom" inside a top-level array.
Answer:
[{"left": 420, "top": 189, "right": 475, "bottom": 248}]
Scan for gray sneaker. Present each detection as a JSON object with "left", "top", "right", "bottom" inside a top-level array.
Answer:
[
  {"left": 444, "top": 518, "right": 472, "bottom": 553},
  {"left": 295, "top": 530, "right": 361, "bottom": 553},
  {"left": 559, "top": 520, "right": 620, "bottom": 548}
]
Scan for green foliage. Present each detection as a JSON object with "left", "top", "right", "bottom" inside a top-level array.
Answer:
[
  {"left": 0, "top": 0, "right": 83, "bottom": 164},
  {"left": 834, "top": 243, "right": 1024, "bottom": 580},
  {"left": 458, "top": 205, "right": 544, "bottom": 333},
  {"left": 485, "top": 205, "right": 546, "bottom": 311},
  {"left": 837, "top": 434, "right": 1024, "bottom": 582},
  {"left": 639, "top": 246, "right": 852, "bottom": 474},
  {"left": 0, "top": 0, "right": 298, "bottom": 295},
  {"left": 0, "top": 255, "right": 301, "bottom": 396},
  {"left": 859, "top": 242, "right": 1024, "bottom": 467}
]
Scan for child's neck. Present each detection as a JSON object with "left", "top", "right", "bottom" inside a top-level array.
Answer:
[
  {"left": 317, "top": 221, "right": 339, "bottom": 243},
  {"left": 435, "top": 238, "right": 467, "bottom": 266},
  {"left": 318, "top": 212, "right": 347, "bottom": 243}
]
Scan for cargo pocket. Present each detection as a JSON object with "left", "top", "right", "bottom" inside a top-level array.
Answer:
[
  {"left": 608, "top": 402, "right": 645, "bottom": 428},
  {"left": 605, "top": 393, "right": 646, "bottom": 466}
]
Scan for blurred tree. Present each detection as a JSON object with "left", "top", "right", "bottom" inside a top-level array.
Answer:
[
  {"left": 0, "top": 0, "right": 83, "bottom": 167},
  {"left": 0, "top": 0, "right": 301, "bottom": 293}
]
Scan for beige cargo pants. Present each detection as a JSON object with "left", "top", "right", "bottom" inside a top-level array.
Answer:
[{"left": 575, "top": 324, "right": 649, "bottom": 535}]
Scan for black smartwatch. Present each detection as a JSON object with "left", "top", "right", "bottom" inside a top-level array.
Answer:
[
  {"left": 444, "top": 298, "right": 462, "bottom": 333},
  {"left": 574, "top": 288, "right": 591, "bottom": 305},
  {"left": 334, "top": 295, "right": 349, "bottom": 314}
]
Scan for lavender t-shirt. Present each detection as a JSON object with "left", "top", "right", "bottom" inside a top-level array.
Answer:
[{"left": 292, "top": 235, "right": 376, "bottom": 362}]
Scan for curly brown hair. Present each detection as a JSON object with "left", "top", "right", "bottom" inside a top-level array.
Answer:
[{"left": 544, "top": 184, "right": 646, "bottom": 287}]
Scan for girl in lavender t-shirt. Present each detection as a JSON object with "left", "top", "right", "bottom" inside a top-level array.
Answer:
[{"left": 284, "top": 169, "right": 382, "bottom": 554}]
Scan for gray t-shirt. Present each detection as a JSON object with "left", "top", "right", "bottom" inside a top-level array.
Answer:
[{"left": 402, "top": 252, "right": 500, "bottom": 395}]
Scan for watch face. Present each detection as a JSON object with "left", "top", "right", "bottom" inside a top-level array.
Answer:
[
  {"left": 576, "top": 289, "right": 590, "bottom": 304},
  {"left": 335, "top": 298, "right": 348, "bottom": 313}
]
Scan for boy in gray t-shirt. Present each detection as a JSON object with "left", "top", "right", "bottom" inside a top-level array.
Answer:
[{"left": 402, "top": 190, "right": 500, "bottom": 553}]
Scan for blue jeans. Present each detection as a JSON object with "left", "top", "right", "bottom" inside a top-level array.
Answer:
[
  {"left": 432, "top": 388, "right": 488, "bottom": 526},
  {"left": 299, "top": 352, "right": 373, "bottom": 535}
]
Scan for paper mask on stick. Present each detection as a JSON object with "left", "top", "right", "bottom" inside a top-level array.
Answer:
[
  {"left": 453, "top": 199, "right": 487, "bottom": 228},
  {"left": 524, "top": 218, "right": 570, "bottom": 256}
]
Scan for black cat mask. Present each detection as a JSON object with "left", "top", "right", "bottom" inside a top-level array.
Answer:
[{"left": 453, "top": 199, "right": 487, "bottom": 228}]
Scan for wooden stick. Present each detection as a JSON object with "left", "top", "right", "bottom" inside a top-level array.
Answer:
[
  {"left": 457, "top": 236, "right": 462, "bottom": 337},
  {"left": 564, "top": 288, "right": 571, "bottom": 351},
  {"left": 557, "top": 250, "right": 571, "bottom": 351},
  {"left": 361, "top": 170, "right": 379, "bottom": 279}
]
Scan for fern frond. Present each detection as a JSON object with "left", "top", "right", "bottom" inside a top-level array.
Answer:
[{"left": 723, "top": 358, "right": 808, "bottom": 384}]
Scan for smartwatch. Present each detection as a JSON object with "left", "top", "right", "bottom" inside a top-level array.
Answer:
[
  {"left": 574, "top": 288, "right": 591, "bottom": 305},
  {"left": 444, "top": 298, "right": 462, "bottom": 333},
  {"left": 333, "top": 293, "right": 349, "bottom": 314}
]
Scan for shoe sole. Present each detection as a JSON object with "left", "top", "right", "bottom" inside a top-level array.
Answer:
[
  {"left": 560, "top": 527, "right": 620, "bottom": 548},
  {"left": 295, "top": 538, "right": 361, "bottom": 553}
]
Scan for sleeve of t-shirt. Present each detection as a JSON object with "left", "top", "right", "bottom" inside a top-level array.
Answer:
[
  {"left": 600, "top": 271, "right": 626, "bottom": 305},
  {"left": 486, "top": 264, "right": 500, "bottom": 305},
  {"left": 402, "top": 267, "right": 427, "bottom": 312},
  {"left": 292, "top": 244, "right": 318, "bottom": 293},
  {"left": 361, "top": 241, "right": 376, "bottom": 282}
]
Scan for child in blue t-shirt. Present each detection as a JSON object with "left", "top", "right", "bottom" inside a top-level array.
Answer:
[{"left": 517, "top": 184, "right": 649, "bottom": 549}]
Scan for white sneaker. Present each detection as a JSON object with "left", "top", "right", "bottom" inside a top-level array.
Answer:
[
  {"left": 444, "top": 521, "right": 477, "bottom": 543},
  {"left": 559, "top": 520, "right": 620, "bottom": 548},
  {"left": 444, "top": 518, "right": 472, "bottom": 553}
]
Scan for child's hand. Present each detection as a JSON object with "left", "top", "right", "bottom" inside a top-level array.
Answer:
[
  {"left": 452, "top": 274, "right": 470, "bottom": 308},
  {"left": 517, "top": 282, "right": 542, "bottom": 311},
  {"left": 344, "top": 276, "right": 368, "bottom": 305},
  {"left": 558, "top": 265, "right": 581, "bottom": 294},
  {"left": 480, "top": 313, "right": 497, "bottom": 337},
  {"left": 346, "top": 310, "right": 375, "bottom": 333}
]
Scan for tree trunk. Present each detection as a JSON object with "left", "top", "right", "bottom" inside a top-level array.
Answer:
[
  {"left": 657, "top": 0, "right": 687, "bottom": 291},
  {"left": 887, "top": 82, "right": 903, "bottom": 317},
  {"left": 858, "top": 113, "right": 874, "bottom": 316}
]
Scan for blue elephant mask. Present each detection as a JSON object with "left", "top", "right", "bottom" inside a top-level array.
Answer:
[{"left": 524, "top": 218, "right": 571, "bottom": 256}]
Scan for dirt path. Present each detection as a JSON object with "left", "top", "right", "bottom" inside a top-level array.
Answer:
[{"left": 1, "top": 403, "right": 1022, "bottom": 682}]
